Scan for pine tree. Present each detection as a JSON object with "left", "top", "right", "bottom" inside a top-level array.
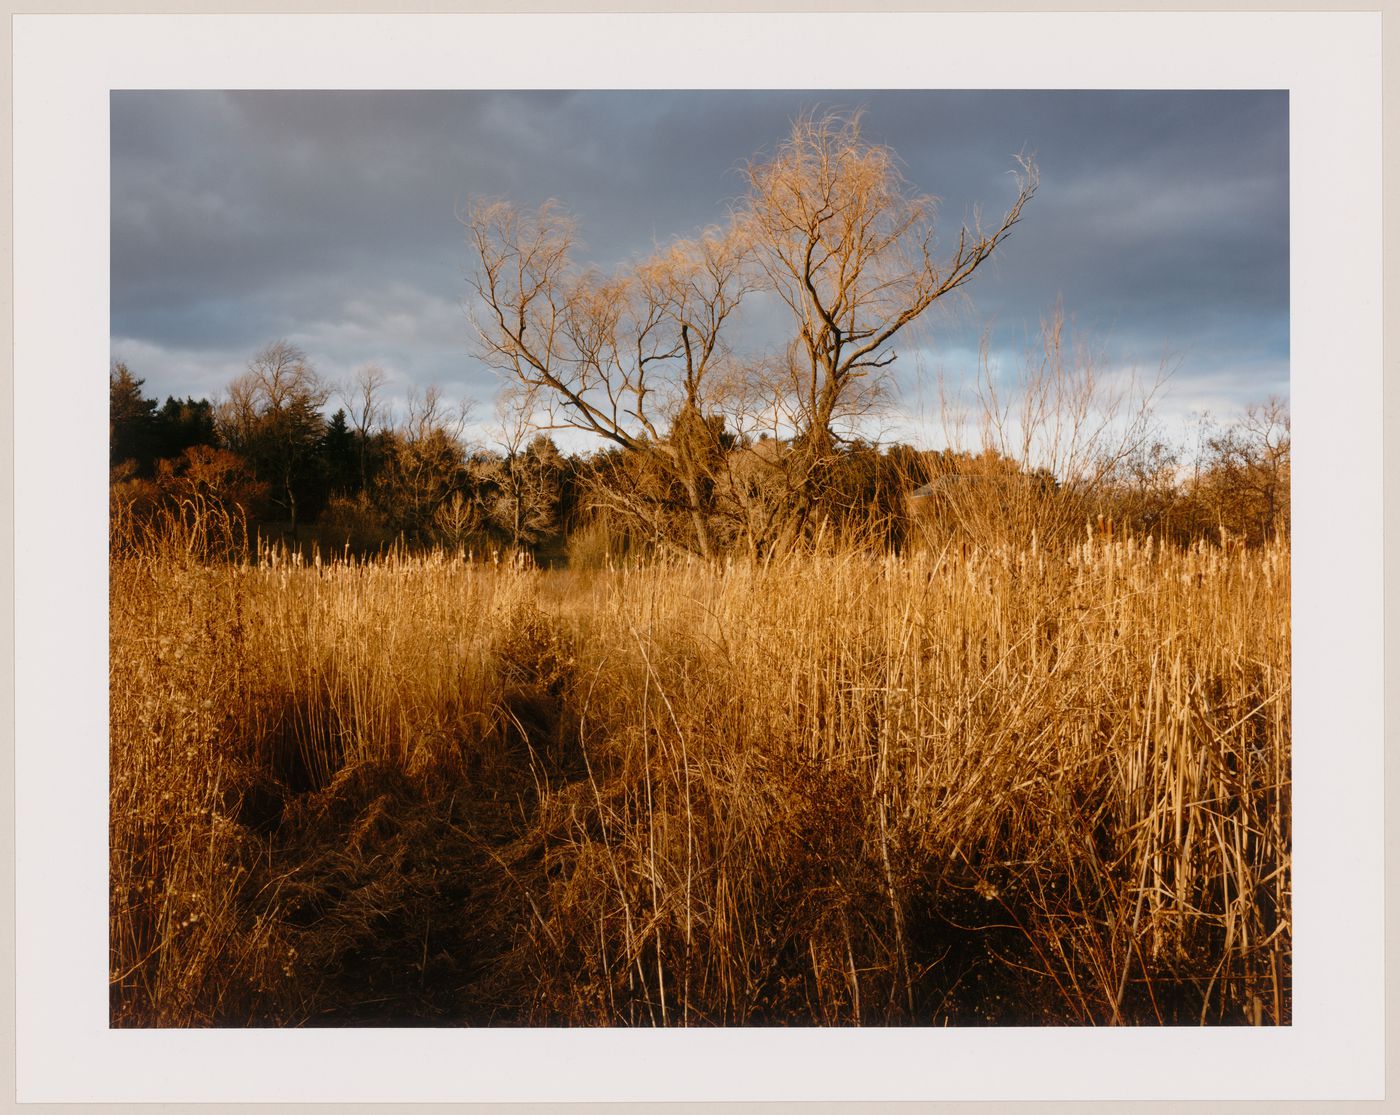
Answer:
[{"left": 110, "top": 363, "right": 158, "bottom": 473}]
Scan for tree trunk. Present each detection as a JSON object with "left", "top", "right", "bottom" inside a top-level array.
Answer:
[
  {"left": 686, "top": 499, "right": 715, "bottom": 560},
  {"left": 285, "top": 467, "right": 299, "bottom": 540}
]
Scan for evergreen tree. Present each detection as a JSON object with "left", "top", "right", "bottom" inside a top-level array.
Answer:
[
  {"left": 110, "top": 363, "right": 158, "bottom": 473},
  {"left": 319, "top": 408, "right": 359, "bottom": 497},
  {"left": 152, "top": 396, "right": 218, "bottom": 463}
]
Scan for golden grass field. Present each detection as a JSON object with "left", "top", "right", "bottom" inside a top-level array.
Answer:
[{"left": 110, "top": 522, "right": 1290, "bottom": 1026}]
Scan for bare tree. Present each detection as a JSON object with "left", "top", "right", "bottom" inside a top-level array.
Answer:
[
  {"left": 375, "top": 385, "right": 474, "bottom": 541},
  {"left": 930, "top": 308, "right": 1167, "bottom": 549},
  {"left": 975, "top": 307, "right": 1165, "bottom": 489},
  {"left": 1194, "top": 397, "right": 1290, "bottom": 544},
  {"left": 466, "top": 203, "right": 751, "bottom": 557},
  {"left": 341, "top": 361, "right": 388, "bottom": 493},
  {"left": 481, "top": 384, "right": 565, "bottom": 550},
  {"left": 468, "top": 112, "right": 1037, "bottom": 556},
  {"left": 743, "top": 111, "right": 1037, "bottom": 463},
  {"left": 433, "top": 491, "right": 481, "bottom": 553},
  {"left": 217, "top": 340, "right": 330, "bottom": 536},
  {"left": 215, "top": 372, "right": 262, "bottom": 455}
]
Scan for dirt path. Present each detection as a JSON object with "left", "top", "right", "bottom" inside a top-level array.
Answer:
[{"left": 255, "top": 635, "right": 582, "bottom": 1025}]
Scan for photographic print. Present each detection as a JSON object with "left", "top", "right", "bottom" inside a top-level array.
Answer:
[{"left": 108, "top": 87, "right": 1292, "bottom": 1029}]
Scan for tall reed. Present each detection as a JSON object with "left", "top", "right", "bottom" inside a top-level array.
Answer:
[{"left": 111, "top": 525, "right": 1290, "bottom": 1025}]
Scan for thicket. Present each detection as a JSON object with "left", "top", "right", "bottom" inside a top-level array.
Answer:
[{"left": 111, "top": 351, "right": 1289, "bottom": 565}]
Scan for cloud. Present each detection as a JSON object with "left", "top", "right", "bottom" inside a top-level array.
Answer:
[
  {"left": 111, "top": 90, "right": 1289, "bottom": 431},
  {"left": 287, "top": 282, "right": 486, "bottom": 399},
  {"left": 109, "top": 336, "right": 251, "bottom": 404}
]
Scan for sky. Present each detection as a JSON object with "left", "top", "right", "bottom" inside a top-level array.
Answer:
[{"left": 110, "top": 89, "right": 1288, "bottom": 449}]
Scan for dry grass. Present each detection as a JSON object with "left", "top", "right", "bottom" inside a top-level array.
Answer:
[{"left": 111, "top": 523, "right": 1290, "bottom": 1026}]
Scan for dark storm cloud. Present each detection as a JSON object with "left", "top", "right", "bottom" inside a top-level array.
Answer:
[
  {"left": 843, "top": 92, "right": 1289, "bottom": 392},
  {"left": 111, "top": 89, "right": 1287, "bottom": 433}
]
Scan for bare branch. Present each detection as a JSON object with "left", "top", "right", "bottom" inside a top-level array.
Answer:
[{"left": 744, "top": 111, "right": 1037, "bottom": 455}]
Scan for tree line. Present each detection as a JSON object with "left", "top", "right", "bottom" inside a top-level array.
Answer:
[
  {"left": 111, "top": 348, "right": 575, "bottom": 559},
  {"left": 110, "top": 341, "right": 1288, "bottom": 564},
  {"left": 111, "top": 111, "right": 1289, "bottom": 560}
]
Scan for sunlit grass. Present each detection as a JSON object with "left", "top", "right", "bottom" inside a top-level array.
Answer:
[{"left": 111, "top": 522, "right": 1290, "bottom": 1026}]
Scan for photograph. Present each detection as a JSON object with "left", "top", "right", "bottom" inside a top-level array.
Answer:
[{"left": 107, "top": 87, "right": 1293, "bottom": 1029}]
